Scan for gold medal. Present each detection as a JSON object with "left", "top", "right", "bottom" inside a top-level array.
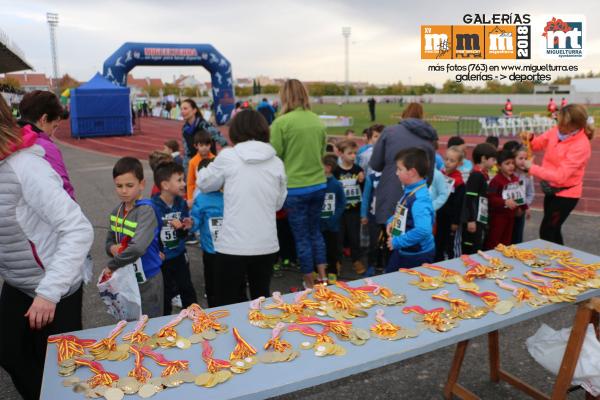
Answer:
[
  {"left": 202, "top": 330, "right": 217, "bottom": 340},
  {"left": 72, "top": 382, "right": 89, "bottom": 394},
  {"left": 175, "top": 337, "right": 191, "bottom": 350},
  {"left": 299, "top": 341, "right": 314, "bottom": 350},
  {"left": 194, "top": 372, "right": 212, "bottom": 386},
  {"left": 204, "top": 374, "right": 218, "bottom": 388},
  {"left": 215, "top": 370, "right": 232, "bottom": 383},
  {"left": 116, "top": 343, "right": 130, "bottom": 353},
  {"left": 492, "top": 300, "right": 514, "bottom": 315},
  {"left": 62, "top": 376, "right": 81, "bottom": 387},
  {"left": 188, "top": 333, "right": 203, "bottom": 344},
  {"left": 138, "top": 384, "right": 158, "bottom": 398},
  {"left": 103, "top": 387, "right": 125, "bottom": 400},
  {"left": 179, "top": 371, "right": 197, "bottom": 383}
]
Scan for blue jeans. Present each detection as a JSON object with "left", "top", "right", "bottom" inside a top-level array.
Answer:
[
  {"left": 385, "top": 249, "right": 435, "bottom": 273},
  {"left": 285, "top": 189, "right": 327, "bottom": 274}
]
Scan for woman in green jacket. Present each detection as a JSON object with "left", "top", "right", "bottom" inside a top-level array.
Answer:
[{"left": 270, "top": 79, "right": 327, "bottom": 288}]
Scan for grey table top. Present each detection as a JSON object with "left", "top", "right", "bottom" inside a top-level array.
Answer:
[{"left": 40, "top": 239, "right": 600, "bottom": 400}]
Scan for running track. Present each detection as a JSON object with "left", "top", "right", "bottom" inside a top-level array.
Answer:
[{"left": 54, "top": 117, "right": 600, "bottom": 215}]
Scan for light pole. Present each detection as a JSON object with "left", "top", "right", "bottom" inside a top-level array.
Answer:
[
  {"left": 342, "top": 26, "right": 351, "bottom": 103},
  {"left": 47, "top": 12, "right": 59, "bottom": 91}
]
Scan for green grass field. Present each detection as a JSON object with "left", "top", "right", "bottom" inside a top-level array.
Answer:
[{"left": 311, "top": 103, "right": 600, "bottom": 136}]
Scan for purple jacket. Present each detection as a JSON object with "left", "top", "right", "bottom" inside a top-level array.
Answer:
[{"left": 20, "top": 123, "right": 76, "bottom": 200}]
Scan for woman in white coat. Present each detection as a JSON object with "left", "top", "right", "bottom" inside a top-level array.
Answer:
[
  {"left": 197, "top": 110, "right": 287, "bottom": 306},
  {"left": 0, "top": 97, "right": 93, "bottom": 400}
]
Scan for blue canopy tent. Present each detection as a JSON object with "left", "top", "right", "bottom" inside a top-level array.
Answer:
[{"left": 70, "top": 72, "right": 132, "bottom": 138}]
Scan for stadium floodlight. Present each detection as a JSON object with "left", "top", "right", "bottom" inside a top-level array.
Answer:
[
  {"left": 342, "top": 26, "right": 351, "bottom": 102},
  {"left": 47, "top": 12, "right": 59, "bottom": 90}
]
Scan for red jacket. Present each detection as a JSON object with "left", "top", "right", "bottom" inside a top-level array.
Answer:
[
  {"left": 529, "top": 127, "right": 591, "bottom": 198},
  {"left": 488, "top": 172, "right": 519, "bottom": 217}
]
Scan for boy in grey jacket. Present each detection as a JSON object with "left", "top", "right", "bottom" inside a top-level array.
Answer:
[{"left": 103, "top": 157, "right": 164, "bottom": 318}]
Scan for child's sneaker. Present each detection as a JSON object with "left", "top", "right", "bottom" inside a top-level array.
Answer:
[
  {"left": 171, "top": 295, "right": 182, "bottom": 308},
  {"left": 327, "top": 273, "right": 338, "bottom": 285},
  {"left": 273, "top": 261, "right": 283, "bottom": 278}
]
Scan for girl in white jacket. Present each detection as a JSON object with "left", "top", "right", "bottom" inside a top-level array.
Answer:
[
  {"left": 197, "top": 110, "right": 287, "bottom": 306},
  {"left": 0, "top": 97, "right": 93, "bottom": 400}
]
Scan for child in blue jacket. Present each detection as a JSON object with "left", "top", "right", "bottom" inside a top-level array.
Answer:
[
  {"left": 321, "top": 154, "right": 346, "bottom": 284},
  {"left": 191, "top": 158, "right": 224, "bottom": 307},
  {"left": 385, "top": 148, "right": 435, "bottom": 272}
]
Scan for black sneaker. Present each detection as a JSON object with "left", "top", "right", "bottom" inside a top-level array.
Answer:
[{"left": 185, "top": 233, "right": 199, "bottom": 245}]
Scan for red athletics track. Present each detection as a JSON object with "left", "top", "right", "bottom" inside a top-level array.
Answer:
[{"left": 54, "top": 117, "right": 600, "bottom": 215}]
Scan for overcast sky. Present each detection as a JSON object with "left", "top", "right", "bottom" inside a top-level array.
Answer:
[{"left": 1, "top": 0, "right": 599, "bottom": 86}]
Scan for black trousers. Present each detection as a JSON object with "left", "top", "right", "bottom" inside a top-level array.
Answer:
[
  {"left": 0, "top": 283, "right": 83, "bottom": 400},
  {"left": 435, "top": 213, "right": 458, "bottom": 261},
  {"left": 540, "top": 195, "right": 579, "bottom": 245},
  {"left": 323, "top": 230, "right": 340, "bottom": 275},
  {"left": 213, "top": 252, "right": 277, "bottom": 307},
  {"left": 276, "top": 217, "right": 296, "bottom": 262},
  {"left": 339, "top": 209, "right": 362, "bottom": 262},
  {"left": 161, "top": 251, "right": 197, "bottom": 315},
  {"left": 462, "top": 222, "right": 486, "bottom": 255},
  {"left": 203, "top": 251, "right": 217, "bottom": 308}
]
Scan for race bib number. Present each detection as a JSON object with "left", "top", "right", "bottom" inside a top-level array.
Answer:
[
  {"left": 321, "top": 193, "right": 336, "bottom": 218},
  {"left": 391, "top": 204, "right": 408, "bottom": 236},
  {"left": 160, "top": 212, "right": 181, "bottom": 250},
  {"left": 477, "top": 197, "right": 489, "bottom": 224},
  {"left": 208, "top": 217, "right": 223, "bottom": 244},
  {"left": 127, "top": 258, "right": 146, "bottom": 284},
  {"left": 341, "top": 179, "right": 361, "bottom": 204},
  {"left": 502, "top": 182, "right": 526, "bottom": 206},
  {"left": 444, "top": 176, "right": 456, "bottom": 194}
]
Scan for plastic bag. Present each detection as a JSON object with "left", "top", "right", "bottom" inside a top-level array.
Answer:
[
  {"left": 526, "top": 323, "right": 600, "bottom": 396},
  {"left": 97, "top": 265, "right": 141, "bottom": 321}
]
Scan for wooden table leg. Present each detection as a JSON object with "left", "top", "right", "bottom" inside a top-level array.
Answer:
[
  {"left": 551, "top": 302, "right": 595, "bottom": 400},
  {"left": 444, "top": 340, "right": 480, "bottom": 400},
  {"left": 488, "top": 331, "right": 500, "bottom": 383}
]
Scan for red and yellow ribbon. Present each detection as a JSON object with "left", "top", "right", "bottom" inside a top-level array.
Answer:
[
  {"left": 47, "top": 335, "right": 95, "bottom": 363},
  {"left": 128, "top": 345, "right": 152, "bottom": 383},
  {"left": 229, "top": 328, "right": 257, "bottom": 360},
  {"left": 201, "top": 340, "right": 231, "bottom": 374},
  {"left": 74, "top": 358, "right": 119, "bottom": 388}
]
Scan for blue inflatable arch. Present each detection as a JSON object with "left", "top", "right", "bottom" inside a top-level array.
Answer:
[{"left": 103, "top": 42, "right": 235, "bottom": 124}]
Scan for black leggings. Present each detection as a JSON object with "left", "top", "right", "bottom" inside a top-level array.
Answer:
[
  {"left": 0, "top": 283, "right": 83, "bottom": 400},
  {"left": 539, "top": 195, "right": 578, "bottom": 245}
]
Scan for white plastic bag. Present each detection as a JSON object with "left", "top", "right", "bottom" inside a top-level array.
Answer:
[
  {"left": 527, "top": 323, "right": 600, "bottom": 396},
  {"left": 97, "top": 265, "right": 142, "bottom": 321}
]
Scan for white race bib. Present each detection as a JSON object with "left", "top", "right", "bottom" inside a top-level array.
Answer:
[
  {"left": 126, "top": 258, "right": 146, "bottom": 284},
  {"left": 477, "top": 197, "right": 489, "bottom": 224},
  {"left": 208, "top": 217, "right": 223, "bottom": 244},
  {"left": 502, "top": 181, "right": 526, "bottom": 206},
  {"left": 391, "top": 204, "right": 408, "bottom": 236},
  {"left": 444, "top": 176, "right": 456, "bottom": 194},
  {"left": 341, "top": 178, "right": 362, "bottom": 204},
  {"left": 321, "top": 193, "right": 336, "bottom": 218}
]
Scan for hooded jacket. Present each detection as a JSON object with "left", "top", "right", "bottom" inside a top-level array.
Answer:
[
  {"left": 0, "top": 130, "right": 93, "bottom": 303},
  {"left": 196, "top": 140, "right": 287, "bottom": 255},
  {"left": 18, "top": 121, "right": 76, "bottom": 200},
  {"left": 529, "top": 126, "right": 591, "bottom": 199},
  {"left": 369, "top": 118, "right": 437, "bottom": 224}
]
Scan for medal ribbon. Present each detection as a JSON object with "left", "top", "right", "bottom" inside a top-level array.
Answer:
[
  {"left": 364, "top": 278, "right": 394, "bottom": 298},
  {"left": 371, "top": 309, "right": 400, "bottom": 337},
  {"left": 264, "top": 322, "right": 292, "bottom": 353},
  {"left": 461, "top": 288, "right": 499, "bottom": 307},
  {"left": 128, "top": 345, "right": 152, "bottom": 383},
  {"left": 288, "top": 324, "right": 334, "bottom": 343},
  {"left": 201, "top": 340, "right": 231, "bottom": 374},
  {"left": 140, "top": 346, "right": 189, "bottom": 377},
  {"left": 229, "top": 328, "right": 257, "bottom": 360},
  {"left": 75, "top": 358, "right": 119, "bottom": 387},
  {"left": 47, "top": 335, "right": 96, "bottom": 363},
  {"left": 431, "top": 290, "right": 472, "bottom": 313},
  {"left": 90, "top": 320, "right": 127, "bottom": 352},
  {"left": 122, "top": 315, "right": 150, "bottom": 345},
  {"left": 157, "top": 309, "right": 188, "bottom": 338}
]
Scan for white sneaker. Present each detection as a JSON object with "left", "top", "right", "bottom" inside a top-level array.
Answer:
[{"left": 171, "top": 295, "right": 182, "bottom": 308}]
